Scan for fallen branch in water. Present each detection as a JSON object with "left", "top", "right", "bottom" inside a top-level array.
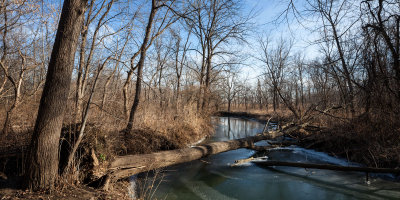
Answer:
[
  {"left": 254, "top": 161, "right": 400, "bottom": 174},
  {"left": 267, "top": 141, "right": 298, "bottom": 146},
  {"left": 231, "top": 156, "right": 269, "bottom": 167},
  {"left": 261, "top": 117, "right": 272, "bottom": 134},
  {"left": 246, "top": 145, "right": 276, "bottom": 151},
  {"left": 231, "top": 157, "right": 256, "bottom": 166}
]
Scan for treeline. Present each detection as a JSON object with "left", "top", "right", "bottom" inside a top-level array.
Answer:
[{"left": 218, "top": 0, "right": 400, "bottom": 126}]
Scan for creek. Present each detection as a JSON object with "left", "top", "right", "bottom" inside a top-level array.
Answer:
[{"left": 135, "top": 117, "right": 400, "bottom": 200}]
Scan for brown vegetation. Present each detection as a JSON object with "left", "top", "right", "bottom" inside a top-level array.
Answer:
[{"left": 0, "top": 0, "right": 400, "bottom": 198}]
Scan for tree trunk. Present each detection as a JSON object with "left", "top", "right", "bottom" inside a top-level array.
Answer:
[
  {"left": 2, "top": 109, "right": 13, "bottom": 136},
  {"left": 176, "top": 77, "right": 181, "bottom": 111},
  {"left": 126, "top": 0, "right": 157, "bottom": 131},
  {"left": 273, "top": 89, "right": 277, "bottom": 112},
  {"left": 123, "top": 69, "right": 133, "bottom": 119},
  {"left": 98, "top": 134, "right": 274, "bottom": 189},
  {"left": 25, "top": 0, "right": 88, "bottom": 191},
  {"left": 75, "top": 8, "right": 91, "bottom": 124},
  {"left": 202, "top": 40, "right": 212, "bottom": 111}
]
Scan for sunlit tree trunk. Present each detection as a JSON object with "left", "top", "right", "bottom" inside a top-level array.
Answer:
[
  {"left": 25, "top": 0, "right": 88, "bottom": 191},
  {"left": 126, "top": 0, "right": 157, "bottom": 131}
]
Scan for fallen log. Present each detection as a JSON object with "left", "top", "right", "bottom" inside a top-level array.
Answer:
[
  {"left": 254, "top": 161, "right": 400, "bottom": 174},
  {"left": 267, "top": 141, "right": 298, "bottom": 146},
  {"left": 99, "top": 134, "right": 280, "bottom": 189},
  {"left": 246, "top": 145, "right": 277, "bottom": 151}
]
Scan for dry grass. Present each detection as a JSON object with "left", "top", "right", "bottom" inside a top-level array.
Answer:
[
  {"left": 0, "top": 180, "right": 133, "bottom": 200},
  {"left": 0, "top": 93, "right": 213, "bottom": 196}
]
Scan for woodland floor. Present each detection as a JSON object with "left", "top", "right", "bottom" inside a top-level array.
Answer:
[
  {"left": 0, "top": 119, "right": 212, "bottom": 199},
  {"left": 0, "top": 181, "right": 132, "bottom": 200}
]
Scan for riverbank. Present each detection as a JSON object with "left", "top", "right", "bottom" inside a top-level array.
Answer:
[
  {"left": 216, "top": 110, "right": 400, "bottom": 170},
  {"left": 0, "top": 109, "right": 213, "bottom": 199}
]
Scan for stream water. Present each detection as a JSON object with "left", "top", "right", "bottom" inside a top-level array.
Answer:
[{"left": 135, "top": 117, "right": 400, "bottom": 200}]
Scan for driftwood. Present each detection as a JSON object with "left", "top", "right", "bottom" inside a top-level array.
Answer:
[
  {"left": 231, "top": 156, "right": 269, "bottom": 167},
  {"left": 245, "top": 140, "right": 297, "bottom": 151},
  {"left": 231, "top": 157, "right": 256, "bottom": 166},
  {"left": 261, "top": 117, "right": 272, "bottom": 134},
  {"left": 98, "top": 134, "right": 279, "bottom": 189},
  {"left": 254, "top": 161, "right": 400, "bottom": 174}
]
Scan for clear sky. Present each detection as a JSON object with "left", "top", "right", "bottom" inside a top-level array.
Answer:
[{"left": 239, "top": 0, "right": 321, "bottom": 83}]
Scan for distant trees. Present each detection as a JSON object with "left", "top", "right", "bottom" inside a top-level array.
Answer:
[
  {"left": 0, "top": 0, "right": 45, "bottom": 136},
  {"left": 184, "top": 0, "right": 250, "bottom": 111},
  {"left": 75, "top": 0, "right": 115, "bottom": 123},
  {"left": 221, "top": 70, "right": 240, "bottom": 112},
  {"left": 243, "top": 0, "right": 400, "bottom": 124},
  {"left": 258, "top": 37, "right": 292, "bottom": 113}
]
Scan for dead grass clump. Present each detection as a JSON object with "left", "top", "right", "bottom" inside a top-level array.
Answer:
[{"left": 120, "top": 128, "right": 180, "bottom": 155}]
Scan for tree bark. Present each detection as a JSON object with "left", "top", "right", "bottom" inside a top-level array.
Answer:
[
  {"left": 25, "top": 0, "right": 88, "bottom": 191},
  {"left": 123, "top": 69, "right": 134, "bottom": 119},
  {"left": 202, "top": 39, "right": 213, "bottom": 111}
]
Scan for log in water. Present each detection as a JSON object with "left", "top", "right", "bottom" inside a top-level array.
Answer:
[{"left": 254, "top": 160, "right": 400, "bottom": 174}]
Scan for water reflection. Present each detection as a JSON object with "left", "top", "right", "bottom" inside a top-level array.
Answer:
[{"left": 212, "top": 117, "right": 264, "bottom": 141}]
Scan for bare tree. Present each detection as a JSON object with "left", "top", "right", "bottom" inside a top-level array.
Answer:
[
  {"left": 25, "top": 0, "right": 88, "bottom": 191},
  {"left": 258, "top": 37, "right": 292, "bottom": 113},
  {"left": 221, "top": 70, "right": 240, "bottom": 112},
  {"left": 0, "top": 0, "right": 42, "bottom": 135},
  {"left": 171, "top": 26, "right": 191, "bottom": 111},
  {"left": 185, "top": 0, "right": 250, "bottom": 111},
  {"left": 75, "top": 0, "right": 115, "bottom": 123}
]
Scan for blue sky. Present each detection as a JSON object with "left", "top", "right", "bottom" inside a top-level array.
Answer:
[{"left": 239, "top": 0, "right": 321, "bottom": 83}]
